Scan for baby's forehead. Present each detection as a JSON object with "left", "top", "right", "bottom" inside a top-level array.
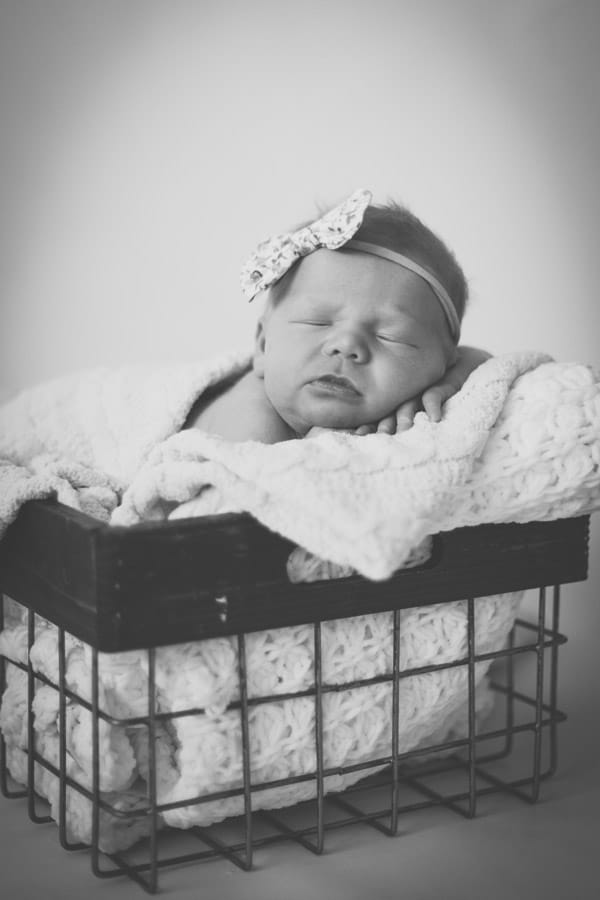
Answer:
[
  {"left": 294, "top": 247, "right": 398, "bottom": 281},
  {"left": 282, "top": 249, "right": 436, "bottom": 312}
]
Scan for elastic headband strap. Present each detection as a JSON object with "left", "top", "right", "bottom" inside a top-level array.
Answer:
[{"left": 344, "top": 239, "right": 461, "bottom": 342}]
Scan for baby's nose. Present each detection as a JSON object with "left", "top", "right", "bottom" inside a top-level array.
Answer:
[{"left": 322, "top": 327, "right": 369, "bottom": 363}]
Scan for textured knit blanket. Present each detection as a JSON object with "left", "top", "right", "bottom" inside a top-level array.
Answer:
[
  {"left": 1, "top": 350, "right": 599, "bottom": 579},
  {"left": 1, "top": 591, "right": 520, "bottom": 852}
]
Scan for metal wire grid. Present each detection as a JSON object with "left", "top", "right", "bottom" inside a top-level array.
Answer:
[{"left": 0, "top": 586, "right": 566, "bottom": 894}]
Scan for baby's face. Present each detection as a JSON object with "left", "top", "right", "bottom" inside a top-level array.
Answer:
[{"left": 253, "top": 249, "right": 454, "bottom": 435}]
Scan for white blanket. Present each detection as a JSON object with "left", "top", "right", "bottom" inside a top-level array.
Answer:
[
  {"left": 0, "top": 591, "right": 520, "bottom": 851},
  {"left": 1, "top": 350, "right": 599, "bottom": 579}
]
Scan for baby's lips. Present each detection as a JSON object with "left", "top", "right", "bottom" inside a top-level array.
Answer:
[{"left": 311, "top": 374, "right": 361, "bottom": 395}]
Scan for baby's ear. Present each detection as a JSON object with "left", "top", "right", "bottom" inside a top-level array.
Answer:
[{"left": 253, "top": 318, "right": 266, "bottom": 377}]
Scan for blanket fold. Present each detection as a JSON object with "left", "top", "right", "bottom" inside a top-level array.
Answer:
[{"left": 1, "top": 350, "right": 599, "bottom": 578}]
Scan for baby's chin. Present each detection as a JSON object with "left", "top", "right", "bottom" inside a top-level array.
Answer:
[{"left": 278, "top": 395, "right": 399, "bottom": 436}]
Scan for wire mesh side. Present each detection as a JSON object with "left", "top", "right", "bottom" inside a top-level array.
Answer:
[
  {"left": 27, "top": 610, "right": 52, "bottom": 824},
  {"left": 0, "top": 585, "right": 568, "bottom": 894},
  {"left": 189, "top": 632, "right": 255, "bottom": 873},
  {"left": 328, "top": 608, "right": 404, "bottom": 838},
  {"left": 263, "top": 622, "right": 327, "bottom": 854},
  {"left": 0, "top": 595, "right": 27, "bottom": 799},
  {"left": 546, "top": 585, "right": 562, "bottom": 777},
  {"left": 87, "top": 646, "right": 163, "bottom": 893},
  {"left": 321, "top": 586, "right": 567, "bottom": 830},
  {"left": 371, "top": 606, "right": 404, "bottom": 837},
  {"left": 57, "top": 625, "right": 87, "bottom": 851},
  {"left": 467, "top": 597, "right": 477, "bottom": 817},
  {"left": 467, "top": 585, "right": 563, "bottom": 804},
  {"left": 389, "top": 608, "right": 402, "bottom": 834},
  {"left": 531, "top": 586, "right": 547, "bottom": 802}
]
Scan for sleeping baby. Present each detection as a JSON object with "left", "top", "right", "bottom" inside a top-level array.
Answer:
[{"left": 185, "top": 189, "right": 489, "bottom": 442}]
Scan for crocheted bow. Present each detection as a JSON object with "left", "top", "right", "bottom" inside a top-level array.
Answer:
[{"left": 241, "top": 188, "right": 372, "bottom": 300}]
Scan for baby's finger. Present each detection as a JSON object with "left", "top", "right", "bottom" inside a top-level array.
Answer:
[
  {"left": 375, "top": 414, "right": 397, "bottom": 434},
  {"left": 355, "top": 424, "right": 376, "bottom": 435},
  {"left": 395, "top": 399, "right": 420, "bottom": 432},
  {"left": 422, "top": 384, "right": 455, "bottom": 421},
  {"left": 304, "top": 426, "right": 331, "bottom": 438}
]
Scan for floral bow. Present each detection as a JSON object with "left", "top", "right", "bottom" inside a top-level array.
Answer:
[{"left": 240, "top": 188, "right": 372, "bottom": 300}]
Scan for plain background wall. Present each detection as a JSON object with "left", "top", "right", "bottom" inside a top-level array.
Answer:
[
  {"left": 0, "top": 1, "right": 598, "bottom": 649},
  {"left": 1, "top": 0, "right": 600, "bottom": 384}
]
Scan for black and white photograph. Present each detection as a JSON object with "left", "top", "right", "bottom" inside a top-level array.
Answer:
[{"left": 1, "top": 2, "right": 599, "bottom": 898}]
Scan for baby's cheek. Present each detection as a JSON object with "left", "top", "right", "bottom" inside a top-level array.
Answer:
[
  {"left": 378, "top": 360, "right": 437, "bottom": 412},
  {"left": 413, "top": 351, "right": 446, "bottom": 388}
]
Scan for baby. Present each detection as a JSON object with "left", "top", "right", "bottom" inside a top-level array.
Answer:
[{"left": 187, "top": 189, "right": 488, "bottom": 442}]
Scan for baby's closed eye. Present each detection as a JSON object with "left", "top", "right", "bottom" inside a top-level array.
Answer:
[{"left": 376, "top": 332, "right": 420, "bottom": 348}]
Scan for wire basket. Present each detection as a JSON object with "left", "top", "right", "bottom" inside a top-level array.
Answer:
[{"left": 0, "top": 502, "right": 590, "bottom": 893}]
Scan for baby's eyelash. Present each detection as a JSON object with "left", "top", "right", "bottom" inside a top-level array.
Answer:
[{"left": 377, "top": 333, "right": 418, "bottom": 348}]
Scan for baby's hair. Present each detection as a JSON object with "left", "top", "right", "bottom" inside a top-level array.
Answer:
[
  {"left": 354, "top": 201, "right": 468, "bottom": 322},
  {"left": 268, "top": 198, "right": 468, "bottom": 323}
]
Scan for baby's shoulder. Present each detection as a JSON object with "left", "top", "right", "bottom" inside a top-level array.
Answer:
[{"left": 187, "top": 369, "right": 294, "bottom": 444}]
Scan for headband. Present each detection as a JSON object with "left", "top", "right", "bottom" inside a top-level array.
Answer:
[
  {"left": 240, "top": 188, "right": 460, "bottom": 341},
  {"left": 343, "top": 240, "right": 461, "bottom": 341}
]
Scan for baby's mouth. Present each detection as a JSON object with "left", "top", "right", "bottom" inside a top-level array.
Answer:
[{"left": 310, "top": 374, "right": 361, "bottom": 396}]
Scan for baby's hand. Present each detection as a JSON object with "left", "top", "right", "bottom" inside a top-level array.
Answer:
[
  {"left": 350, "top": 402, "right": 419, "bottom": 436},
  {"left": 353, "top": 345, "right": 492, "bottom": 435}
]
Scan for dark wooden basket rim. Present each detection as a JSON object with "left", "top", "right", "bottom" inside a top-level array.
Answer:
[{"left": 0, "top": 500, "right": 590, "bottom": 652}]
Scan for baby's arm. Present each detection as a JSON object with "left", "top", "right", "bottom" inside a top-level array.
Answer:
[{"left": 357, "top": 345, "right": 491, "bottom": 435}]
